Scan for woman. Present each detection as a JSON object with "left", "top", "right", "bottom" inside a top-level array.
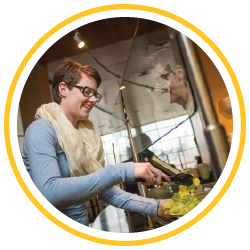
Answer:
[{"left": 22, "top": 58, "right": 171, "bottom": 227}]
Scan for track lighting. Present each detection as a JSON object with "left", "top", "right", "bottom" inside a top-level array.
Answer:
[{"left": 73, "top": 30, "right": 85, "bottom": 48}]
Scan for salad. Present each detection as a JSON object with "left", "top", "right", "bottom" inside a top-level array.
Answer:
[{"left": 160, "top": 178, "right": 202, "bottom": 216}]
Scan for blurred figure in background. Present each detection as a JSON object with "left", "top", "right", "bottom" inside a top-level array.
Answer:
[{"left": 139, "top": 48, "right": 194, "bottom": 120}]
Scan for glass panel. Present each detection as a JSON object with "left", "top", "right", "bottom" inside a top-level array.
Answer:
[
  {"left": 131, "top": 128, "right": 137, "bottom": 136},
  {"left": 109, "top": 92, "right": 127, "bottom": 132},
  {"left": 106, "top": 154, "right": 116, "bottom": 165},
  {"left": 120, "top": 129, "right": 129, "bottom": 137},
  {"left": 109, "top": 18, "right": 196, "bottom": 150},
  {"left": 102, "top": 133, "right": 114, "bottom": 142},
  {"left": 156, "top": 119, "right": 175, "bottom": 129},
  {"left": 186, "top": 162, "right": 197, "bottom": 168},
  {"left": 120, "top": 154, "right": 130, "bottom": 163},
  {"left": 118, "top": 143, "right": 128, "bottom": 155},
  {"left": 177, "top": 121, "right": 194, "bottom": 137},
  {"left": 153, "top": 150, "right": 163, "bottom": 158},
  {"left": 107, "top": 18, "right": 198, "bottom": 169},
  {"left": 144, "top": 130, "right": 159, "bottom": 142},
  {"left": 140, "top": 123, "right": 157, "bottom": 133},
  {"left": 113, "top": 144, "right": 120, "bottom": 156},
  {"left": 151, "top": 143, "right": 163, "bottom": 151},
  {"left": 111, "top": 132, "right": 122, "bottom": 138},
  {"left": 168, "top": 153, "right": 180, "bottom": 166},
  {"left": 133, "top": 133, "right": 153, "bottom": 153},
  {"left": 180, "top": 135, "right": 197, "bottom": 150},
  {"left": 178, "top": 151, "right": 186, "bottom": 166},
  {"left": 175, "top": 115, "right": 188, "bottom": 124},
  {"left": 183, "top": 148, "right": 199, "bottom": 163},
  {"left": 158, "top": 127, "right": 179, "bottom": 141},
  {"left": 161, "top": 138, "right": 181, "bottom": 152}
]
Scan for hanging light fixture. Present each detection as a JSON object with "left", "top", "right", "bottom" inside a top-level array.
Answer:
[
  {"left": 73, "top": 29, "right": 85, "bottom": 48},
  {"left": 119, "top": 80, "right": 126, "bottom": 90},
  {"left": 120, "top": 84, "right": 126, "bottom": 90}
]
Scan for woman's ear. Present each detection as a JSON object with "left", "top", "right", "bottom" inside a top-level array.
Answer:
[
  {"left": 176, "top": 65, "right": 185, "bottom": 80},
  {"left": 58, "top": 82, "right": 67, "bottom": 98}
]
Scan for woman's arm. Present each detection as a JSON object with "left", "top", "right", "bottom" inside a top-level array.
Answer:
[
  {"left": 23, "top": 120, "right": 135, "bottom": 209},
  {"left": 98, "top": 186, "right": 160, "bottom": 216},
  {"left": 99, "top": 187, "right": 173, "bottom": 220},
  {"left": 23, "top": 119, "right": 169, "bottom": 210}
]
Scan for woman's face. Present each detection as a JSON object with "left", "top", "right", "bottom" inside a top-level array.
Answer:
[{"left": 59, "top": 73, "right": 98, "bottom": 127}]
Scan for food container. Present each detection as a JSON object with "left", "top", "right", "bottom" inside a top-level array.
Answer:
[
  {"left": 186, "top": 167, "right": 200, "bottom": 178},
  {"left": 197, "top": 163, "right": 210, "bottom": 180},
  {"left": 147, "top": 183, "right": 179, "bottom": 199}
]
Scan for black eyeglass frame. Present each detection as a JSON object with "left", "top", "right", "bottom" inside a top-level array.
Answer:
[
  {"left": 160, "top": 64, "right": 176, "bottom": 81},
  {"left": 67, "top": 84, "right": 102, "bottom": 103},
  {"left": 160, "top": 72, "right": 172, "bottom": 80}
]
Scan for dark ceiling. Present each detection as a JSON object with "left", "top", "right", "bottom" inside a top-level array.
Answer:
[{"left": 38, "top": 18, "right": 169, "bottom": 65}]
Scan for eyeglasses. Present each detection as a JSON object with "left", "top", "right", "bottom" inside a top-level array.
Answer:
[
  {"left": 68, "top": 84, "right": 102, "bottom": 103},
  {"left": 160, "top": 72, "right": 172, "bottom": 80},
  {"left": 160, "top": 64, "right": 175, "bottom": 81}
]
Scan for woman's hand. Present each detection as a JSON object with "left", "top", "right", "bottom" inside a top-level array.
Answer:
[
  {"left": 157, "top": 199, "right": 172, "bottom": 221},
  {"left": 134, "top": 162, "right": 170, "bottom": 186}
]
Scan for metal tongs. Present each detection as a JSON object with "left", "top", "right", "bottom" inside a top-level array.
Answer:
[{"left": 135, "top": 173, "right": 194, "bottom": 186}]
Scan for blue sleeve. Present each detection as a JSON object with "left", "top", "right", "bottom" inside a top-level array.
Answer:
[
  {"left": 98, "top": 186, "right": 160, "bottom": 216},
  {"left": 23, "top": 119, "right": 135, "bottom": 209}
]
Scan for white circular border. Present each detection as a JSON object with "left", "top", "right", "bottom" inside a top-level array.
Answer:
[{"left": 10, "top": 8, "right": 240, "bottom": 241}]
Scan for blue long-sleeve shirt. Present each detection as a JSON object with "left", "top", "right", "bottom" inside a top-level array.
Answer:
[{"left": 22, "top": 119, "right": 160, "bottom": 226}]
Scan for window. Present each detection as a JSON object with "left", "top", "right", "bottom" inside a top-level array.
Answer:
[{"left": 101, "top": 115, "right": 200, "bottom": 170}]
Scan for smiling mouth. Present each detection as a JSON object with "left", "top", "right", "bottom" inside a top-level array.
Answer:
[{"left": 83, "top": 105, "right": 91, "bottom": 110}]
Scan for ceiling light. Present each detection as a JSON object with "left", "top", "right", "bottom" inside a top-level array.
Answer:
[
  {"left": 120, "top": 83, "right": 126, "bottom": 90},
  {"left": 78, "top": 41, "right": 85, "bottom": 48},
  {"left": 73, "top": 30, "right": 85, "bottom": 48}
]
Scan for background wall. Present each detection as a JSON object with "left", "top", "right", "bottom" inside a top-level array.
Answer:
[
  {"left": 19, "top": 62, "right": 52, "bottom": 132},
  {"left": 194, "top": 44, "right": 233, "bottom": 134}
]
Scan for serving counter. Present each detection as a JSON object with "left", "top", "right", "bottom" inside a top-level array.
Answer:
[
  {"left": 91, "top": 182, "right": 215, "bottom": 233},
  {"left": 90, "top": 205, "right": 173, "bottom": 233}
]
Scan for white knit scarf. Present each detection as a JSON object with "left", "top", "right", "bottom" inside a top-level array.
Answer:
[{"left": 35, "top": 102, "right": 106, "bottom": 177}]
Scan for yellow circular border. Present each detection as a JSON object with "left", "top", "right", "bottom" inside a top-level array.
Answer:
[{"left": 4, "top": 4, "right": 246, "bottom": 246}]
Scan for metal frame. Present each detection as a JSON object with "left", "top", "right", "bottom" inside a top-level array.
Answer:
[{"left": 177, "top": 33, "right": 230, "bottom": 180}]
